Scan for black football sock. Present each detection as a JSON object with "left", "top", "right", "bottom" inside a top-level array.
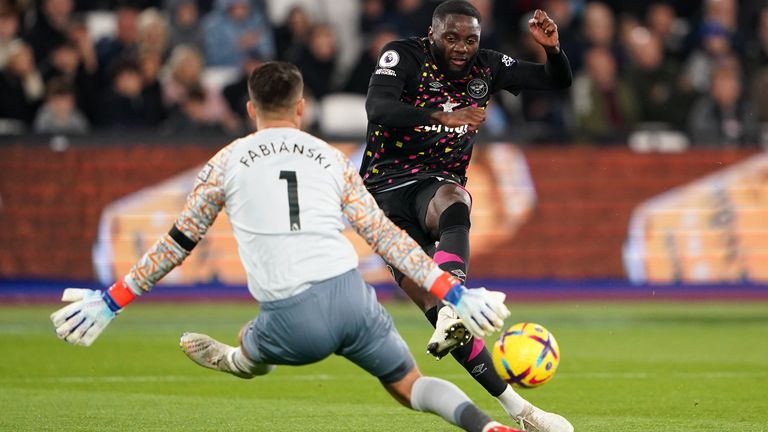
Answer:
[
  {"left": 434, "top": 202, "right": 470, "bottom": 282},
  {"left": 425, "top": 305, "right": 508, "bottom": 397}
]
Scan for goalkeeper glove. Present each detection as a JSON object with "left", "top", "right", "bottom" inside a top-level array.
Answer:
[
  {"left": 50, "top": 279, "right": 136, "bottom": 347},
  {"left": 428, "top": 272, "right": 510, "bottom": 337}
]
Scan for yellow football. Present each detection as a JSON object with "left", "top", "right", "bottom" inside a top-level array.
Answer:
[{"left": 492, "top": 322, "right": 560, "bottom": 388}]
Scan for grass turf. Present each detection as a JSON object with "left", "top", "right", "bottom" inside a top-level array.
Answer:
[{"left": 1, "top": 301, "right": 767, "bottom": 431}]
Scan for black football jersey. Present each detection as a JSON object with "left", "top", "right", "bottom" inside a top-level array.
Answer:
[{"left": 360, "top": 37, "right": 528, "bottom": 192}]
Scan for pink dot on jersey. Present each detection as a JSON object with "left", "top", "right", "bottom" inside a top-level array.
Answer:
[
  {"left": 411, "top": 168, "right": 420, "bottom": 174},
  {"left": 409, "top": 155, "right": 417, "bottom": 159}
]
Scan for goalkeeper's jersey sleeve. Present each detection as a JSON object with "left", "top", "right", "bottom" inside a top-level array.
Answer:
[{"left": 126, "top": 127, "right": 441, "bottom": 301}]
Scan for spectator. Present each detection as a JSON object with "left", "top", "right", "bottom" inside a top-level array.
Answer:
[
  {"left": 161, "top": 44, "right": 234, "bottom": 129},
  {"left": 573, "top": 1, "right": 621, "bottom": 72},
  {"left": 625, "top": 27, "right": 690, "bottom": 129},
  {"left": 0, "top": 40, "right": 44, "bottom": 125},
  {"left": 702, "top": 0, "right": 737, "bottom": 34},
  {"left": 689, "top": 0, "right": 744, "bottom": 61},
  {"left": 688, "top": 64, "right": 757, "bottom": 146},
  {"left": 39, "top": 41, "right": 98, "bottom": 123},
  {"left": 100, "top": 59, "right": 154, "bottom": 128},
  {"left": 343, "top": 26, "right": 398, "bottom": 94},
  {"left": 0, "top": 4, "right": 20, "bottom": 67},
  {"left": 66, "top": 15, "right": 97, "bottom": 76},
  {"left": 744, "top": 7, "right": 768, "bottom": 80},
  {"left": 33, "top": 76, "right": 89, "bottom": 134},
  {"left": 572, "top": 47, "right": 637, "bottom": 143},
  {"left": 162, "top": 83, "right": 223, "bottom": 134},
  {"left": 24, "top": 0, "right": 73, "bottom": 62},
  {"left": 274, "top": 5, "right": 310, "bottom": 62},
  {"left": 360, "top": 0, "right": 387, "bottom": 36},
  {"left": 222, "top": 48, "right": 264, "bottom": 126},
  {"left": 645, "top": 2, "right": 688, "bottom": 61},
  {"left": 137, "top": 8, "right": 170, "bottom": 60},
  {"left": 383, "top": 0, "right": 433, "bottom": 38},
  {"left": 138, "top": 50, "right": 168, "bottom": 125},
  {"left": 96, "top": 4, "right": 139, "bottom": 77},
  {"left": 293, "top": 23, "right": 337, "bottom": 99},
  {"left": 201, "top": 0, "right": 275, "bottom": 67},
  {"left": 467, "top": 0, "right": 500, "bottom": 51},
  {"left": 165, "top": 0, "right": 203, "bottom": 50},
  {"left": 682, "top": 21, "right": 735, "bottom": 93},
  {"left": 582, "top": 2, "right": 616, "bottom": 50}
]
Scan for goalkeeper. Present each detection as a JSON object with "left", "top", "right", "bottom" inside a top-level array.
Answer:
[{"left": 51, "top": 61, "right": 521, "bottom": 432}]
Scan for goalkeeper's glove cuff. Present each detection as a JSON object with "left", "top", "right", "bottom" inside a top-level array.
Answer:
[
  {"left": 427, "top": 270, "right": 465, "bottom": 306},
  {"left": 103, "top": 278, "right": 137, "bottom": 312}
]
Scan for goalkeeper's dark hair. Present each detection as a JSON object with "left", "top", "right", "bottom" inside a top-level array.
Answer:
[
  {"left": 247, "top": 61, "right": 304, "bottom": 112},
  {"left": 432, "top": 0, "right": 482, "bottom": 25}
]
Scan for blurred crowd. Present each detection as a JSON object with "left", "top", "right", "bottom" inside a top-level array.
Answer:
[{"left": 0, "top": 0, "right": 767, "bottom": 147}]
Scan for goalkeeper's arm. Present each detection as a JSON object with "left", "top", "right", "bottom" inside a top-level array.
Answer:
[{"left": 51, "top": 149, "right": 231, "bottom": 346}]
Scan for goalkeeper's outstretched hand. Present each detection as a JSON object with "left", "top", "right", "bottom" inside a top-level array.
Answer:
[
  {"left": 50, "top": 288, "right": 118, "bottom": 346},
  {"left": 448, "top": 287, "right": 510, "bottom": 338}
]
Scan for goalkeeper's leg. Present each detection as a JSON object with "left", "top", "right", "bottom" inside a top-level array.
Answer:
[
  {"left": 386, "top": 366, "right": 522, "bottom": 432},
  {"left": 179, "top": 332, "right": 274, "bottom": 378}
]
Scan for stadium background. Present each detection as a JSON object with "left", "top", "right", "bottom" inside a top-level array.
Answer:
[{"left": 2, "top": 0, "right": 768, "bottom": 298}]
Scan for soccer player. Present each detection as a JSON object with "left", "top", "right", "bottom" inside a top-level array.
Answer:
[
  {"left": 361, "top": 1, "right": 574, "bottom": 431},
  {"left": 50, "top": 61, "right": 521, "bottom": 432}
]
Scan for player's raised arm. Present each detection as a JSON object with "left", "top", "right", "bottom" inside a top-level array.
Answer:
[
  {"left": 493, "top": 9, "right": 572, "bottom": 93},
  {"left": 50, "top": 147, "right": 232, "bottom": 346},
  {"left": 339, "top": 155, "right": 509, "bottom": 337}
]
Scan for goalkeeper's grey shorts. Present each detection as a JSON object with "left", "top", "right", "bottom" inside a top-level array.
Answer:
[{"left": 241, "top": 269, "right": 415, "bottom": 384}]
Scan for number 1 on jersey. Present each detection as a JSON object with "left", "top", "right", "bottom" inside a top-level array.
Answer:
[{"left": 279, "top": 170, "right": 301, "bottom": 231}]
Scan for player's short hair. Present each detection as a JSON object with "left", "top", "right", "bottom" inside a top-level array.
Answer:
[
  {"left": 247, "top": 61, "right": 303, "bottom": 112},
  {"left": 432, "top": 0, "right": 482, "bottom": 25}
]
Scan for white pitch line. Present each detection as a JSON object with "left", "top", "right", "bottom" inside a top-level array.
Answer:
[
  {"left": 0, "top": 374, "right": 341, "bottom": 384},
  {"left": 3, "top": 371, "right": 767, "bottom": 385},
  {"left": 437, "top": 371, "right": 768, "bottom": 380}
]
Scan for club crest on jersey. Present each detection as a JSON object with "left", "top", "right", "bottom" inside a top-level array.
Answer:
[
  {"left": 467, "top": 79, "right": 488, "bottom": 99},
  {"left": 379, "top": 50, "right": 400, "bottom": 68}
]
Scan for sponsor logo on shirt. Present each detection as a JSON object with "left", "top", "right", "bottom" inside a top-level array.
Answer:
[
  {"left": 415, "top": 124, "right": 470, "bottom": 135},
  {"left": 467, "top": 79, "right": 489, "bottom": 99},
  {"left": 379, "top": 50, "right": 400, "bottom": 68},
  {"left": 375, "top": 68, "right": 397, "bottom": 76}
]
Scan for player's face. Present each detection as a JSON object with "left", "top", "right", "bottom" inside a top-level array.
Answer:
[{"left": 429, "top": 14, "right": 481, "bottom": 75}]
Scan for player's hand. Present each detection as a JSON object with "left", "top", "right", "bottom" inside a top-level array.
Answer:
[
  {"left": 432, "top": 107, "right": 486, "bottom": 131},
  {"left": 50, "top": 288, "right": 118, "bottom": 346},
  {"left": 528, "top": 9, "right": 560, "bottom": 53},
  {"left": 448, "top": 287, "right": 510, "bottom": 338}
]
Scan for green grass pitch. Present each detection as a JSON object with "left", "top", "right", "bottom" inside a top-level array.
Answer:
[{"left": 1, "top": 301, "right": 767, "bottom": 431}]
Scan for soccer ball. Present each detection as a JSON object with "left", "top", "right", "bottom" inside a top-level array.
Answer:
[{"left": 491, "top": 322, "right": 560, "bottom": 388}]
